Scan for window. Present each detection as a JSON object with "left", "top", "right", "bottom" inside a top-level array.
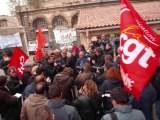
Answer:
[
  {"left": 0, "top": 20, "right": 7, "bottom": 27},
  {"left": 53, "top": 17, "right": 67, "bottom": 28},
  {"left": 33, "top": 18, "right": 47, "bottom": 30},
  {"left": 72, "top": 14, "right": 78, "bottom": 28}
]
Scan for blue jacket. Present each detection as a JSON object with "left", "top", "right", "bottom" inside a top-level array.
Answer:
[
  {"left": 101, "top": 105, "right": 146, "bottom": 120},
  {"left": 22, "top": 83, "right": 35, "bottom": 98},
  {"left": 76, "top": 58, "right": 88, "bottom": 67}
]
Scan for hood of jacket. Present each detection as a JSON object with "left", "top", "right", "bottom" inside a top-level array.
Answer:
[
  {"left": 26, "top": 94, "right": 48, "bottom": 107},
  {"left": 48, "top": 99, "right": 65, "bottom": 108},
  {"left": 107, "top": 79, "right": 122, "bottom": 86},
  {"left": 114, "top": 105, "right": 132, "bottom": 113}
]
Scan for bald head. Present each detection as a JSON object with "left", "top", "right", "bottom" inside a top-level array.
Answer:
[
  {"left": 34, "top": 75, "right": 44, "bottom": 84},
  {"left": 35, "top": 82, "right": 47, "bottom": 94},
  {"left": 79, "top": 51, "right": 85, "bottom": 59}
]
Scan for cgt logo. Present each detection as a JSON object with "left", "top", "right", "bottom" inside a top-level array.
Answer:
[
  {"left": 120, "top": 26, "right": 156, "bottom": 68},
  {"left": 17, "top": 56, "right": 25, "bottom": 74}
]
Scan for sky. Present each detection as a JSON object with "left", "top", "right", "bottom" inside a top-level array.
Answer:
[{"left": 0, "top": 0, "right": 10, "bottom": 15}]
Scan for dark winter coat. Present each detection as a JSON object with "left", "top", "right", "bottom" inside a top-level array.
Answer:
[
  {"left": 60, "top": 57, "right": 69, "bottom": 66},
  {"left": 6, "top": 75, "right": 23, "bottom": 95},
  {"left": 100, "top": 79, "right": 123, "bottom": 112},
  {"left": 21, "top": 71, "right": 32, "bottom": 91},
  {"left": 75, "top": 71, "right": 95, "bottom": 90},
  {"left": 153, "top": 66, "right": 160, "bottom": 100},
  {"left": 53, "top": 72, "right": 74, "bottom": 103},
  {"left": 130, "top": 83, "right": 156, "bottom": 120},
  {"left": 0, "top": 87, "right": 18, "bottom": 118},
  {"left": 43, "top": 62, "right": 57, "bottom": 81},
  {"left": 95, "top": 73, "right": 105, "bottom": 90},
  {"left": 48, "top": 99, "right": 81, "bottom": 120},
  {"left": 66, "top": 55, "right": 78, "bottom": 76},
  {"left": 74, "top": 93, "right": 102, "bottom": 120},
  {"left": 95, "top": 54, "right": 105, "bottom": 67},
  {"left": 104, "top": 48, "right": 114, "bottom": 58}
]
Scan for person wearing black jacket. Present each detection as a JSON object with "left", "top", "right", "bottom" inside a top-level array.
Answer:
[
  {"left": 91, "top": 47, "right": 105, "bottom": 74},
  {"left": 130, "top": 83, "right": 156, "bottom": 120},
  {"left": 74, "top": 80, "right": 103, "bottom": 120},
  {"left": 104, "top": 43, "right": 114, "bottom": 58},
  {"left": 53, "top": 67, "right": 74, "bottom": 103},
  {"left": 21, "top": 64, "right": 33, "bottom": 91},
  {"left": 153, "top": 66, "right": 160, "bottom": 120},
  {"left": 100, "top": 67, "right": 123, "bottom": 113},
  {"left": 93, "top": 47, "right": 105, "bottom": 67},
  {"left": 0, "top": 75, "right": 19, "bottom": 120},
  {"left": 66, "top": 51, "right": 78, "bottom": 77},
  {"left": 43, "top": 56, "right": 57, "bottom": 82},
  {"left": 60, "top": 51, "right": 69, "bottom": 67},
  {"left": 6, "top": 66, "right": 23, "bottom": 95}
]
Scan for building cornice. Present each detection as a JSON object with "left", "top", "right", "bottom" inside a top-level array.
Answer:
[{"left": 16, "top": 0, "right": 118, "bottom": 13}]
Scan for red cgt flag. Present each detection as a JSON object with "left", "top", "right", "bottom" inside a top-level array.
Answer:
[
  {"left": 120, "top": 0, "right": 160, "bottom": 99},
  {"left": 9, "top": 47, "right": 28, "bottom": 78},
  {"left": 34, "top": 26, "right": 46, "bottom": 60}
]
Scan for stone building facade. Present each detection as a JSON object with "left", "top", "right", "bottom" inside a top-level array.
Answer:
[
  {"left": 16, "top": 0, "right": 160, "bottom": 48},
  {"left": 0, "top": 15, "right": 27, "bottom": 52}
]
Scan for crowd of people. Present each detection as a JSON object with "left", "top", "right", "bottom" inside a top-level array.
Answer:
[{"left": 0, "top": 34, "right": 159, "bottom": 120}]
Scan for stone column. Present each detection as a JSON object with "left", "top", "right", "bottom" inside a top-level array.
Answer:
[
  {"left": 86, "top": 30, "right": 90, "bottom": 48},
  {"left": 48, "top": 25, "right": 53, "bottom": 42}
]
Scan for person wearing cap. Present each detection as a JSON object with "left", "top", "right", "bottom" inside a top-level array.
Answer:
[{"left": 101, "top": 87, "right": 146, "bottom": 120}]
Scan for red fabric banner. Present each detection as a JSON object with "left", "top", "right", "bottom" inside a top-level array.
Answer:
[
  {"left": 120, "top": 0, "right": 160, "bottom": 99},
  {"left": 9, "top": 47, "right": 28, "bottom": 78},
  {"left": 34, "top": 26, "right": 46, "bottom": 60}
]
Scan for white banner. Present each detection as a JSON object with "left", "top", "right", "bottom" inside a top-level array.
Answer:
[
  {"left": 0, "top": 33, "right": 22, "bottom": 49},
  {"left": 53, "top": 29, "right": 77, "bottom": 44}
]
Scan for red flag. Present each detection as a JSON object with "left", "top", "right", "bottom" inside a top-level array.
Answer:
[
  {"left": 120, "top": 0, "right": 160, "bottom": 99},
  {"left": 9, "top": 47, "right": 28, "bottom": 78},
  {"left": 34, "top": 26, "right": 46, "bottom": 60}
]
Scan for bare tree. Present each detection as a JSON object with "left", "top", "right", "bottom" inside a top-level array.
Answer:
[
  {"left": 8, "top": 0, "right": 44, "bottom": 15},
  {"left": 27, "top": 0, "right": 44, "bottom": 8},
  {"left": 8, "top": 0, "right": 27, "bottom": 15}
]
